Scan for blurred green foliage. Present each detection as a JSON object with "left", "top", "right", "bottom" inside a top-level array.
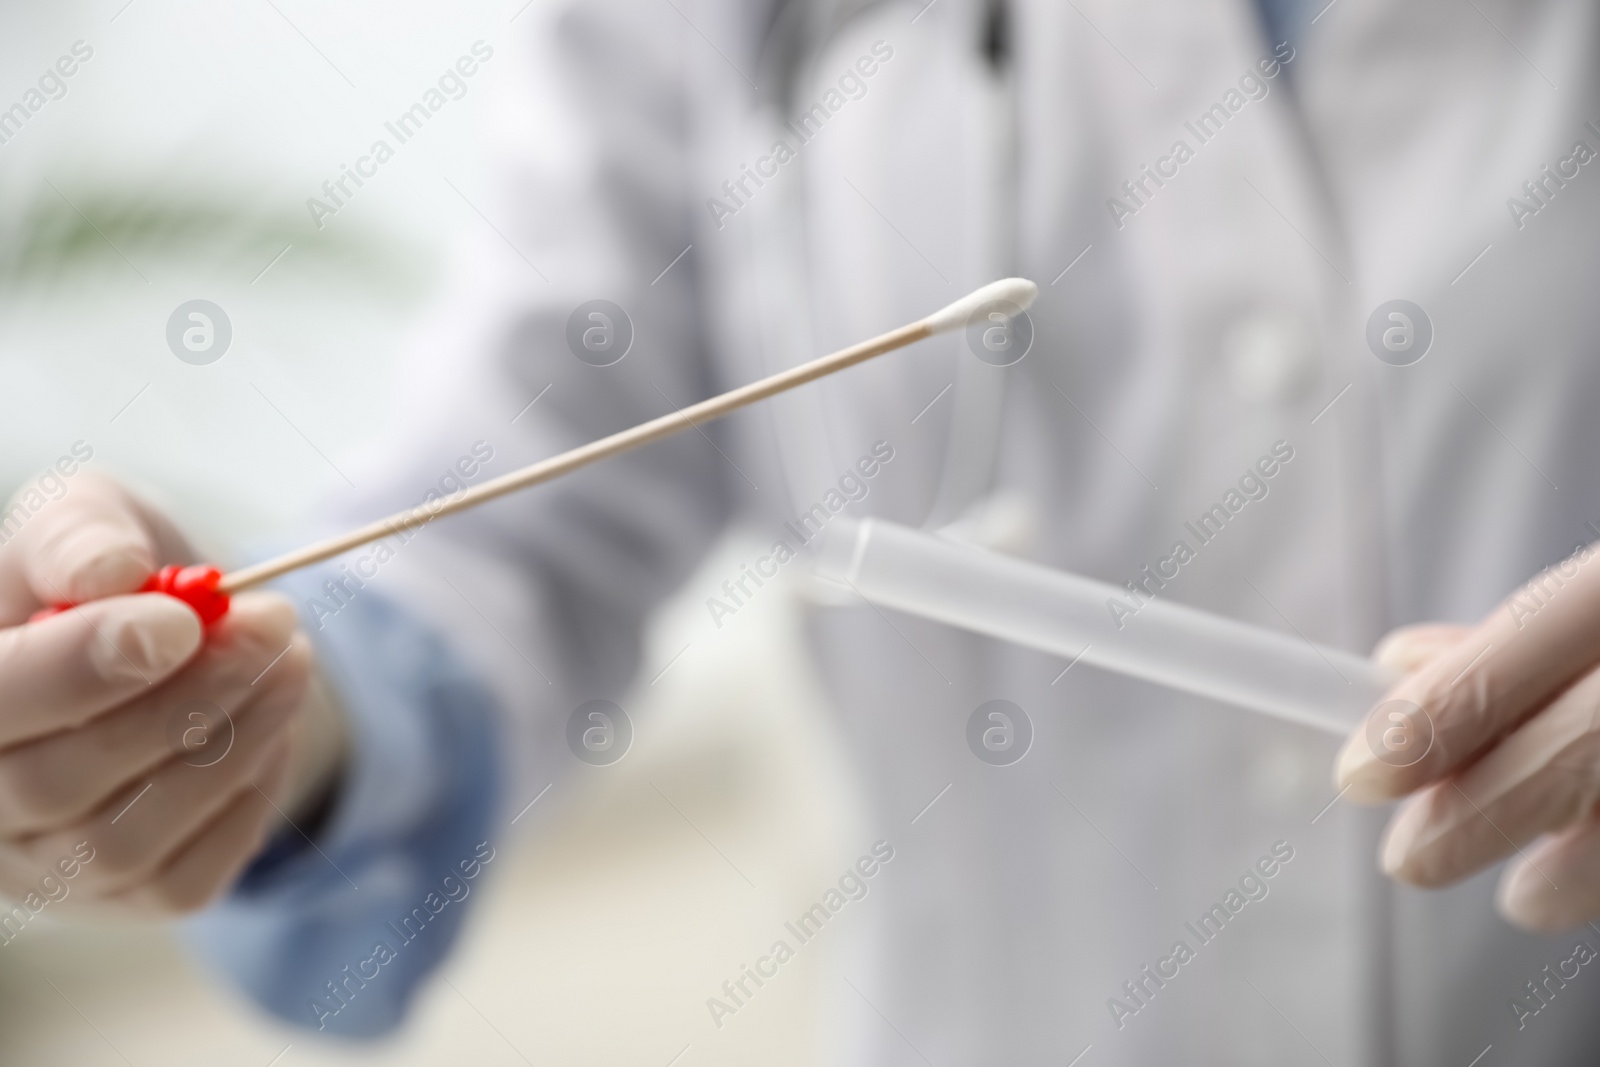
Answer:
[{"left": 0, "top": 184, "right": 423, "bottom": 291}]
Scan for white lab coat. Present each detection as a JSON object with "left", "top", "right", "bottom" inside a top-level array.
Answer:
[{"left": 335, "top": 0, "right": 1600, "bottom": 1062}]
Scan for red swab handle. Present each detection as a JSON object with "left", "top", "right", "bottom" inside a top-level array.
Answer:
[{"left": 28, "top": 565, "right": 231, "bottom": 627}]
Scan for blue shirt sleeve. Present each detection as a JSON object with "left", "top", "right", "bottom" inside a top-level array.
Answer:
[{"left": 182, "top": 570, "right": 502, "bottom": 1038}]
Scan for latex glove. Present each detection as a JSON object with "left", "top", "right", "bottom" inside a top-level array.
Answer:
[
  {"left": 1336, "top": 542, "right": 1600, "bottom": 931},
  {"left": 0, "top": 472, "right": 337, "bottom": 917}
]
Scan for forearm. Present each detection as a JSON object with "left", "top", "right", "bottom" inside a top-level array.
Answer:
[{"left": 185, "top": 572, "right": 501, "bottom": 1037}]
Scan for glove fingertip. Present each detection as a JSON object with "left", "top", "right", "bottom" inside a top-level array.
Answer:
[
  {"left": 1496, "top": 862, "right": 1573, "bottom": 933},
  {"left": 36, "top": 533, "right": 155, "bottom": 604}
]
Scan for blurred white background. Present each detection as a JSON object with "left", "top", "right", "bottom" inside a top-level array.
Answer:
[{"left": 0, "top": 3, "right": 859, "bottom": 1063}]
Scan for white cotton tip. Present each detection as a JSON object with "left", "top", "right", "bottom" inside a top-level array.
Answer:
[{"left": 921, "top": 277, "right": 1039, "bottom": 335}]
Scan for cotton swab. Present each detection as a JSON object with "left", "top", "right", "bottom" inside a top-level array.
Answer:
[
  {"left": 217, "top": 278, "right": 1034, "bottom": 597},
  {"left": 33, "top": 278, "right": 1037, "bottom": 625},
  {"left": 216, "top": 279, "right": 1036, "bottom": 598}
]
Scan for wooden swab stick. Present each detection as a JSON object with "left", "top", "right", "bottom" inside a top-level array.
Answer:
[{"left": 220, "top": 278, "right": 1038, "bottom": 594}]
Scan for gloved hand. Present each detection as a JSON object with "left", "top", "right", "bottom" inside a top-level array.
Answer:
[
  {"left": 0, "top": 473, "right": 336, "bottom": 917},
  {"left": 1336, "top": 542, "right": 1600, "bottom": 931}
]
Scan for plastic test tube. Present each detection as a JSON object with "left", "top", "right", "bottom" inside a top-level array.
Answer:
[{"left": 812, "top": 518, "right": 1396, "bottom": 736}]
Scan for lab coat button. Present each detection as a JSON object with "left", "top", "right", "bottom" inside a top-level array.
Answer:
[{"left": 1221, "top": 311, "right": 1318, "bottom": 405}]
